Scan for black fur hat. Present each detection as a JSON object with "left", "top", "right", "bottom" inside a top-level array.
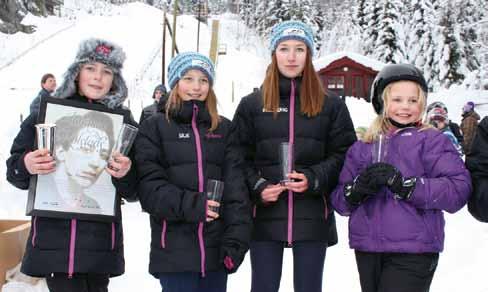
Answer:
[{"left": 54, "top": 38, "right": 128, "bottom": 109}]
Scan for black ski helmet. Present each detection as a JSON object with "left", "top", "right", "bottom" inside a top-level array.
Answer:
[{"left": 370, "top": 64, "right": 428, "bottom": 114}]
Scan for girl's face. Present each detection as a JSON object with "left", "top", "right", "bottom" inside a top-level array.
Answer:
[
  {"left": 275, "top": 39, "right": 307, "bottom": 78},
  {"left": 78, "top": 62, "right": 114, "bottom": 100},
  {"left": 386, "top": 81, "right": 422, "bottom": 126},
  {"left": 177, "top": 69, "right": 209, "bottom": 101}
]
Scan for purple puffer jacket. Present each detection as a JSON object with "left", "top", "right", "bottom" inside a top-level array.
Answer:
[{"left": 331, "top": 127, "right": 471, "bottom": 253}]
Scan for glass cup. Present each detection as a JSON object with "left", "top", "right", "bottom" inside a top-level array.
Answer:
[
  {"left": 111, "top": 123, "right": 138, "bottom": 157},
  {"left": 371, "top": 134, "right": 389, "bottom": 163},
  {"left": 206, "top": 179, "right": 224, "bottom": 214},
  {"left": 35, "top": 123, "right": 56, "bottom": 156},
  {"left": 279, "top": 142, "right": 294, "bottom": 185}
]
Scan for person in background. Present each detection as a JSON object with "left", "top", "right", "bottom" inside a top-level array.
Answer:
[
  {"left": 139, "top": 83, "right": 167, "bottom": 123},
  {"left": 460, "top": 101, "right": 480, "bottom": 155},
  {"left": 466, "top": 116, "right": 488, "bottom": 222},
  {"left": 426, "top": 106, "right": 462, "bottom": 155},
  {"left": 6, "top": 38, "right": 138, "bottom": 292},
  {"left": 331, "top": 64, "right": 471, "bottom": 292},
  {"left": 230, "top": 20, "right": 356, "bottom": 292},
  {"left": 355, "top": 126, "right": 368, "bottom": 141},
  {"left": 425, "top": 101, "right": 463, "bottom": 145},
  {"left": 30, "top": 73, "right": 56, "bottom": 113},
  {"left": 135, "top": 52, "right": 251, "bottom": 292}
]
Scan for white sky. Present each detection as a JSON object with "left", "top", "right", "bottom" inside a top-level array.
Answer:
[{"left": 0, "top": 2, "right": 488, "bottom": 292}]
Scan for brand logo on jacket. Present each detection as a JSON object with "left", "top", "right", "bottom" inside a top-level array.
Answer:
[
  {"left": 179, "top": 133, "right": 190, "bottom": 139},
  {"left": 205, "top": 133, "right": 223, "bottom": 139},
  {"left": 400, "top": 132, "right": 413, "bottom": 137},
  {"left": 262, "top": 107, "right": 288, "bottom": 113}
]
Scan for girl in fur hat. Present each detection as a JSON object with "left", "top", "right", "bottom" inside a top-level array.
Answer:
[{"left": 6, "top": 38, "right": 138, "bottom": 292}]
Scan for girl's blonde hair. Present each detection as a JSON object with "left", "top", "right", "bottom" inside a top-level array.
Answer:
[
  {"left": 262, "top": 48, "right": 326, "bottom": 118},
  {"left": 363, "top": 81, "right": 429, "bottom": 143},
  {"left": 165, "top": 84, "right": 220, "bottom": 131}
]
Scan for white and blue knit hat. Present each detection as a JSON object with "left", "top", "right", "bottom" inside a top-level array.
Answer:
[
  {"left": 269, "top": 20, "right": 314, "bottom": 55},
  {"left": 167, "top": 52, "right": 215, "bottom": 89}
]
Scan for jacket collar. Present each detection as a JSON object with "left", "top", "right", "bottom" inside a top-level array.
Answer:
[
  {"left": 279, "top": 74, "right": 302, "bottom": 100},
  {"left": 167, "top": 99, "right": 211, "bottom": 125}
]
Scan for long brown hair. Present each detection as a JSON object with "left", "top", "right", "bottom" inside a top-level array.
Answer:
[
  {"left": 262, "top": 48, "right": 325, "bottom": 117},
  {"left": 165, "top": 84, "right": 220, "bottom": 131}
]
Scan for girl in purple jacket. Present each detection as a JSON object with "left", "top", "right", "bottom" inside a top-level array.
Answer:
[{"left": 331, "top": 64, "right": 471, "bottom": 292}]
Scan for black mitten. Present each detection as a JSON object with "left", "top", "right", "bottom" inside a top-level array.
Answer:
[
  {"left": 344, "top": 168, "right": 382, "bottom": 205},
  {"left": 388, "top": 173, "right": 417, "bottom": 200}
]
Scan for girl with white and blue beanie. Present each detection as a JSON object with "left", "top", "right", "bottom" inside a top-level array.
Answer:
[
  {"left": 135, "top": 52, "right": 251, "bottom": 292},
  {"left": 229, "top": 20, "right": 356, "bottom": 292}
]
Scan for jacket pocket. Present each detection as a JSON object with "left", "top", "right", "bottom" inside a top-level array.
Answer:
[
  {"left": 76, "top": 220, "right": 115, "bottom": 251},
  {"left": 35, "top": 217, "right": 70, "bottom": 250}
]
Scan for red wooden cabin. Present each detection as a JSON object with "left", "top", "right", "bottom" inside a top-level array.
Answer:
[{"left": 314, "top": 53, "right": 383, "bottom": 101}]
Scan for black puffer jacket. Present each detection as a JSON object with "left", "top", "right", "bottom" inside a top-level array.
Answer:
[
  {"left": 6, "top": 94, "right": 138, "bottom": 277},
  {"left": 230, "top": 76, "right": 356, "bottom": 244},
  {"left": 135, "top": 100, "right": 251, "bottom": 277},
  {"left": 466, "top": 116, "right": 488, "bottom": 222}
]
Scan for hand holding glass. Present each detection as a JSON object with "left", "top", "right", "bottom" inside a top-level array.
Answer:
[
  {"left": 35, "top": 123, "right": 56, "bottom": 156},
  {"left": 109, "top": 123, "right": 138, "bottom": 170},
  {"left": 206, "top": 179, "right": 224, "bottom": 215},
  {"left": 280, "top": 142, "right": 294, "bottom": 185}
]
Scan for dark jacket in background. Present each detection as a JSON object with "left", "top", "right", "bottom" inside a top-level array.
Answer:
[
  {"left": 135, "top": 100, "right": 251, "bottom": 276},
  {"left": 6, "top": 94, "right": 138, "bottom": 277},
  {"left": 448, "top": 121, "right": 463, "bottom": 145},
  {"left": 466, "top": 116, "right": 488, "bottom": 222},
  {"left": 461, "top": 110, "right": 480, "bottom": 155},
  {"left": 29, "top": 88, "right": 51, "bottom": 114},
  {"left": 139, "top": 84, "right": 167, "bottom": 124},
  {"left": 229, "top": 76, "right": 356, "bottom": 245}
]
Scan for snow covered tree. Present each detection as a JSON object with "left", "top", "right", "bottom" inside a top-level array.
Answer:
[
  {"left": 456, "top": 0, "right": 480, "bottom": 71},
  {"left": 374, "top": 0, "right": 406, "bottom": 63},
  {"left": 362, "top": 0, "right": 381, "bottom": 56},
  {"left": 407, "top": 0, "right": 437, "bottom": 88},
  {"left": 436, "top": 1, "right": 465, "bottom": 88}
]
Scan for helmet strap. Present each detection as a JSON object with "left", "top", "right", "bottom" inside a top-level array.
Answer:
[{"left": 388, "top": 117, "right": 420, "bottom": 129}]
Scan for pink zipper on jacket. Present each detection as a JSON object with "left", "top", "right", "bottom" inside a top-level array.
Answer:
[
  {"left": 191, "top": 104, "right": 206, "bottom": 277},
  {"left": 68, "top": 218, "right": 77, "bottom": 278},
  {"left": 161, "top": 219, "right": 167, "bottom": 248},
  {"left": 287, "top": 79, "right": 296, "bottom": 246},
  {"left": 31, "top": 216, "right": 38, "bottom": 247}
]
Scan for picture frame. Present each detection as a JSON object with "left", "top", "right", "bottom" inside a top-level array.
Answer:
[{"left": 26, "top": 97, "right": 129, "bottom": 222}]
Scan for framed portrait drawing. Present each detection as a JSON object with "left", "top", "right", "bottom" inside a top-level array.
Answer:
[{"left": 27, "top": 97, "right": 130, "bottom": 222}]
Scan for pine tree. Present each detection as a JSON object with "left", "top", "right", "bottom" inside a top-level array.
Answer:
[
  {"left": 354, "top": 0, "right": 368, "bottom": 34},
  {"left": 456, "top": 0, "right": 480, "bottom": 71},
  {"left": 408, "top": 0, "right": 437, "bottom": 88},
  {"left": 374, "top": 0, "right": 405, "bottom": 63},
  {"left": 436, "top": 1, "right": 465, "bottom": 88},
  {"left": 363, "top": 0, "right": 381, "bottom": 56}
]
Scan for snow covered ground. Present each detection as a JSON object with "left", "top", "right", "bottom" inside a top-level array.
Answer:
[{"left": 1, "top": 2, "right": 488, "bottom": 291}]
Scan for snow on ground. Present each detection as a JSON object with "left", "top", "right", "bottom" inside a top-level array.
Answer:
[{"left": 1, "top": 2, "right": 488, "bottom": 291}]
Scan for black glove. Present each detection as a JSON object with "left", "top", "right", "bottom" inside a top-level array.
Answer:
[
  {"left": 388, "top": 171, "right": 417, "bottom": 200},
  {"left": 344, "top": 163, "right": 393, "bottom": 205}
]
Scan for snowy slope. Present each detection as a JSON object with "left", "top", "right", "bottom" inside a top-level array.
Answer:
[{"left": 0, "top": 2, "right": 488, "bottom": 292}]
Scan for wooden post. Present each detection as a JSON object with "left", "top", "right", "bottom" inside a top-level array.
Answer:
[
  {"left": 162, "top": 5, "right": 167, "bottom": 85},
  {"left": 197, "top": 0, "right": 201, "bottom": 52},
  {"left": 171, "top": 0, "right": 178, "bottom": 58},
  {"left": 209, "top": 20, "right": 220, "bottom": 64}
]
